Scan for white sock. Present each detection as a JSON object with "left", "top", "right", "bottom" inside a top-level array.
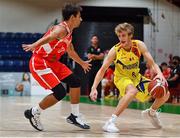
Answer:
[
  {"left": 149, "top": 108, "right": 156, "bottom": 116},
  {"left": 108, "top": 114, "right": 118, "bottom": 123},
  {"left": 32, "top": 105, "right": 42, "bottom": 115},
  {"left": 71, "top": 104, "right": 79, "bottom": 116}
]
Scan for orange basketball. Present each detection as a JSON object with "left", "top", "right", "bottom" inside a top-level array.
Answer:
[{"left": 148, "top": 79, "right": 167, "bottom": 99}]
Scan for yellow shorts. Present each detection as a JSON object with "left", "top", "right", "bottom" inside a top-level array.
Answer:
[{"left": 114, "top": 75, "right": 151, "bottom": 102}]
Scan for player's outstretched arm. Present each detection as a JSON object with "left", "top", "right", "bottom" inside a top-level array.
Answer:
[
  {"left": 67, "top": 43, "right": 92, "bottom": 73},
  {"left": 138, "top": 41, "right": 167, "bottom": 85},
  {"left": 22, "top": 26, "right": 67, "bottom": 52},
  {"left": 90, "top": 47, "right": 116, "bottom": 101}
]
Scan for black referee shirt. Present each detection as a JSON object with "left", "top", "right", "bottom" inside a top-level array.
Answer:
[{"left": 87, "top": 46, "right": 103, "bottom": 68}]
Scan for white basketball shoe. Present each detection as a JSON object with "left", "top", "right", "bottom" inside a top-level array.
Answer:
[
  {"left": 141, "top": 109, "right": 162, "bottom": 129},
  {"left": 24, "top": 108, "right": 44, "bottom": 131},
  {"left": 102, "top": 121, "right": 119, "bottom": 133}
]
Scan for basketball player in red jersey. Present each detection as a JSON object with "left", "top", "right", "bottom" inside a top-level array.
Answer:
[{"left": 22, "top": 3, "right": 91, "bottom": 131}]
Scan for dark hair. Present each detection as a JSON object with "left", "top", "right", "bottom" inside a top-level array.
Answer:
[
  {"left": 22, "top": 72, "right": 30, "bottom": 82},
  {"left": 173, "top": 56, "right": 180, "bottom": 62},
  {"left": 91, "top": 34, "right": 98, "bottom": 38},
  {"left": 62, "top": 3, "right": 82, "bottom": 21},
  {"left": 161, "top": 62, "right": 168, "bottom": 66}
]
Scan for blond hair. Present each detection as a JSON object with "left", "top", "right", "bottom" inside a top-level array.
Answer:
[{"left": 115, "top": 23, "right": 134, "bottom": 36}]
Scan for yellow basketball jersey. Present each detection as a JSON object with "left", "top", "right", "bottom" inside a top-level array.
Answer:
[{"left": 114, "top": 40, "right": 141, "bottom": 81}]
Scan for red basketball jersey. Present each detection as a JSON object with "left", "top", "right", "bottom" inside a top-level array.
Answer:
[{"left": 33, "top": 21, "right": 72, "bottom": 62}]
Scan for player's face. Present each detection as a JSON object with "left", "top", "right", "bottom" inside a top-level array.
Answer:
[
  {"left": 117, "top": 31, "right": 132, "bottom": 47},
  {"left": 72, "top": 12, "right": 82, "bottom": 28}
]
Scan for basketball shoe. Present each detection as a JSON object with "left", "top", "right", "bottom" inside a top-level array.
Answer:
[
  {"left": 102, "top": 121, "right": 119, "bottom": 133},
  {"left": 66, "top": 113, "right": 90, "bottom": 129},
  {"left": 24, "top": 108, "right": 44, "bottom": 131},
  {"left": 141, "top": 108, "right": 162, "bottom": 128}
]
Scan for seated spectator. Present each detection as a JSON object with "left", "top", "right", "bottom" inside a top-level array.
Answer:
[
  {"left": 161, "top": 62, "right": 171, "bottom": 79},
  {"left": 101, "top": 65, "right": 116, "bottom": 98},
  {"left": 167, "top": 56, "right": 180, "bottom": 88},
  {"left": 168, "top": 54, "right": 174, "bottom": 68}
]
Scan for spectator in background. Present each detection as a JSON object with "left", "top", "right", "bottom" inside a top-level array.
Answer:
[
  {"left": 101, "top": 65, "right": 115, "bottom": 97},
  {"left": 167, "top": 56, "right": 180, "bottom": 88},
  {"left": 161, "top": 62, "right": 171, "bottom": 79},
  {"left": 87, "top": 35, "right": 104, "bottom": 101},
  {"left": 103, "top": 49, "right": 110, "bottom": 60},
  {"left": 168, "top": 54, "right": 174, "bottom": 68}
]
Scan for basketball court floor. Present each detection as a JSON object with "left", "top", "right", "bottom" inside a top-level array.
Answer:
[{"left": 0, "top": 96, "right": 180, "bottom": 137}]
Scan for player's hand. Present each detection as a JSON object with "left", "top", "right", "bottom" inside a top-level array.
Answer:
[
  {"left": 89, "top": 88, "right": 98, "bottom": 102},
  {"left": 81, "top": 59, "right": 92, "bottom": 73},
  {"left": 22, "top": 44, "right": 36, "bottom": 52},
  {"left": 154, "top": 74, "right": 168, "bottom": 87}
]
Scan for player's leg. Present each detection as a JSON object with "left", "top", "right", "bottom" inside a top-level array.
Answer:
[
  {"left": 24, "top": 83, "right": 66, "bottom": 130},
  {"left": 61, "top": 73, "right": 90, "bottom": 129},
  {"left": 24, "top": 64, "right": 66, "bottom": 131},
  {"left": 142, "top": 90, "right": 170, "bottom": 128},
  {"left": 103, "top": 78, "right": 137, "bottom": 133},
  {"left": 151, "top": 91, "right": 170, "bottom": 110},
  {"left": 38, "top": 83, "right": 67, "bottom": 109},
  {"left": 47, "top": 61, "right": 90, "bottom": 129},
  {"left": 112, "top": 84, "right": 137, "bottom": 115},
  {"left": 140, "top": 76, "right": 170, "bottom": 128}
]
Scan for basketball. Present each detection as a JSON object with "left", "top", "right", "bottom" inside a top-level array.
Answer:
[{"left": 148, "top": 79, "right": 167, "bottom": 99}]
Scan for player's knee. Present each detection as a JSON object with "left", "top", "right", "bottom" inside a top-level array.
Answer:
[
  {"left": 52, "top": 83, "right": 66, "bottom": 101},
  {"left": 131, "top": 90, "right": 138, "bottom": 96},
  {"left": 157, "top": 91, "right": 170, "bottom": 101},
  {"left": 68, "top": 74, "right": 81, "bottom": 88},
  {"left": 126, "top": 89, "right": 138, "bottom": 97}
]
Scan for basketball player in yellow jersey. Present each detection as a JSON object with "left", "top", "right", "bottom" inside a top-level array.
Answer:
[{"left": 90, "top": 23, "right": 170, "bottom": 133}]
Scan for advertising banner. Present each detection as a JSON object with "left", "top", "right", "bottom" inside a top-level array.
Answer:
[{"left": 0, "top": 72, "right": 31, "bottom": 96}]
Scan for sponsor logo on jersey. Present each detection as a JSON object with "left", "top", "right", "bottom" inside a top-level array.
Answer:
[{"left": 116, "top": 60, "right": 138, "bottom": 69}]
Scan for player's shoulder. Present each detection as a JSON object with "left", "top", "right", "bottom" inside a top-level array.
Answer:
[
  {"left": 113, "top": 43, "right": 121, "bottom": 53},
  {"left": 52, "top": 24, "right": 68, "bottom": 39},
  {"left": 55, "top": 24, "right": 67, "bottom": 33},
  {"left": 133, "top": 39, "right": 147, "bottom": 51},
  {"left": 131, "top": 40, "right": 142, "bottom": 58},
  {"left": 132, "top": 39, "right": 144, "bottom": 46}
]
